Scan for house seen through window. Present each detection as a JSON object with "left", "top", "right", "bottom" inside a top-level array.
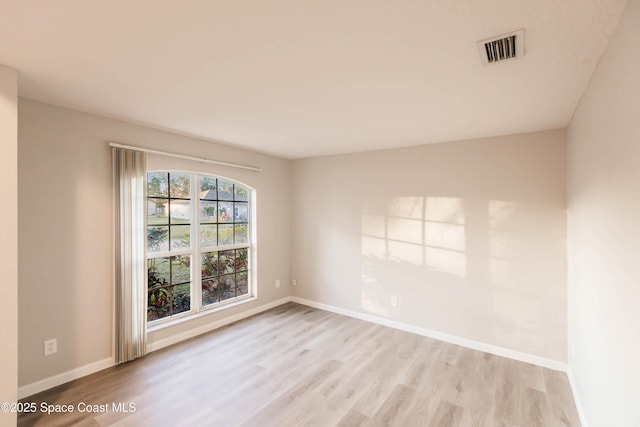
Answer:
[{"left": 146, "top": 172, "right": 252, "bottom": 323}]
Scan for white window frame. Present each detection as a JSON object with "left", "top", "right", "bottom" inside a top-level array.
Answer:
[{"left": 146, "top": 170, "right": 255, "bottom": 330}]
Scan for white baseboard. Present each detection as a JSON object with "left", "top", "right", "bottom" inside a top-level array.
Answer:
[
  {"left": 567, "top": 368, "right": 588, "bottom": 427},
  {"left": 291, "top": 296, "right": 567, "bottom": 372},
  {"left": 147, "top": 296, "right": 291, "bottom": 353},
  {"left": 18, "top": 357, "right": 114, "bottom": 400},
  {"left": 19, "top": 297, "right": 292, "bottom": 399}
]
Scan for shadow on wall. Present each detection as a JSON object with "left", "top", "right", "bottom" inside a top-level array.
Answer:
[{"left": 359, "top": 195, "right": 557, "bottom": 353}]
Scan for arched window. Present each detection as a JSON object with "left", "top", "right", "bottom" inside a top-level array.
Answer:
[{"left": 146, "top": 171, "right": 253, "bottom": 324}]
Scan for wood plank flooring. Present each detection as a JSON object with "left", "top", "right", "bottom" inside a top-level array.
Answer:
[{"left": 18, "top": 302, "right": 581, "bottom": 426}]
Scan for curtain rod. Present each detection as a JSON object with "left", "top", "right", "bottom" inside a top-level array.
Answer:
[{"left": 108, "top": 142, "right": 263, "bottom": 172}]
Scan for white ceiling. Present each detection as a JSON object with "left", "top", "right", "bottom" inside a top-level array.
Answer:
[{"left": 0, "top": 0, "right": 627, "bottom": 159}]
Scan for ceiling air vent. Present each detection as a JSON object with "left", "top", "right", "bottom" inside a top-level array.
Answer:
[{"left": 477, "top": 29, "right": 525, "bottom": 66}]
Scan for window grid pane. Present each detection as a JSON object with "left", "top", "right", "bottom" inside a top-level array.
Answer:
[
  {"left": 147, "top": 256, "right": 192, "bottom": 321},
  {"left": 201, "top": 248, "right": 250, "bottom": 307},
  {"left": 199, "top": 180, "right": 250, "bottom": 248},
  {"left": 148, "top": 173, "right": 251, "bottom": 322}
]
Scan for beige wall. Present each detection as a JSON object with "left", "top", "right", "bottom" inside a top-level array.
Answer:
[
  {"left": 292, "top": 130, "right": 567, "bottom": 362},
  {"left": 567, "top": 1, "right": 640, "bottom": 425},
  {"left": 18, "top": 99, "right": 291, "bottom": 387},
  {"left": 0, "top": 65, "right": 18, "bottom": 425}
]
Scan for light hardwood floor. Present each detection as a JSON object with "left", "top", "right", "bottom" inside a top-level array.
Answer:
[{"left": 18, "top": 302, "right": 580, "bottom": 426}]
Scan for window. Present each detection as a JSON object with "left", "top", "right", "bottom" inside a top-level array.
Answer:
[{"left": 146, "top": 172, "right": 252, "bottom": 324}]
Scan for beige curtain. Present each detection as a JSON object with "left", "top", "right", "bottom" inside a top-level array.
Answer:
[{"left": 113, "top": 147, "right": 147, "bottom": 364}]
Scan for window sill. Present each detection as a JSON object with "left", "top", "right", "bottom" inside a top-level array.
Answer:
[{"left": 147, "top": 294, "right": 257, "bottom": 333}]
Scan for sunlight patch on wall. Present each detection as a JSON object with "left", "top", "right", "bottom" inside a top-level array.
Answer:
[
  {"left": 388, "top": 240, "right": 424, "bottom": 266},
  {"left": 425, "top": 246, "right": 467, "bottom": 278},
  {"left": 387, "top": 217, "right": 423, "bottom": 245},
  {"left": 388, "top": 196, "right": 424, "bottom": 219},
  {"left": 424, "top": 222, "right": 466, "bottom": 251},
  {"left": 360, "top": 195, "right": 467, "bottom": 277},
  {"left": 425, "top": 196, "right": 465, "bottom": 225},
  {"left": 424, "top": 197, "right": 466, "bottom": 277}
]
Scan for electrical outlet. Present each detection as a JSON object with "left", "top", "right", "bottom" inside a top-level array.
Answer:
[
  {"left": 292, "top": 279, "right": 297, "bottom": 287},
  {"left": 276, "top": 279, "right": 281, "bottom": 288},
  {"left": 44, "top": 339, "right": 57, "bottom": 356},
  {"left": 391, "top": 296, "right": 399, "bottom": 307}
]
